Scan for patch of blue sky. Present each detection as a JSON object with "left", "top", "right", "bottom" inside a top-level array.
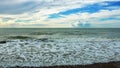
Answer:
[
  {"left": 105, "top": 1, "right": 120, "bottom": 7},
  {"left": 48, "top": 14, "right": 62, "bottom": 18},
  {"left": 77, "top": 23, "right": 91, "bottom": 28},
  {"left": 100, "top": 17, "right": 120, "bottom": 21},
  {"left": 48, "top": 1, "right": 120, "bottom": 19}
]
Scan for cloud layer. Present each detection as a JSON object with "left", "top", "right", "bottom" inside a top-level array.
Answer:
[{"left": 0, "top": 0, "right": 120, "bottom": 28}]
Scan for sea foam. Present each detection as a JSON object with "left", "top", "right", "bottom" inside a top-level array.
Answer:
[{"left": 0, "top": 37, "right": 120, "bottom": 67}]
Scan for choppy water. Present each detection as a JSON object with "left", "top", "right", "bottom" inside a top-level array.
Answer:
[
  {"left": 0, "top": 28, "right": 120, "bottom": 67},
  {"left": 0, "top": 28, "right": 120, "bottom": 41}
]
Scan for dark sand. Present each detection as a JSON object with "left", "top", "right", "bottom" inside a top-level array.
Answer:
[{"left": 7, "top": 61, "right": 120, "bottom": 68}]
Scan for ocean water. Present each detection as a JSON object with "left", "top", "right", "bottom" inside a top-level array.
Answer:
[
  {"left": 0, "top": 28, "right": 120, "bottom": 67},
  {"left": 0, "top": 28, "right": 120, "bottom": 40}
]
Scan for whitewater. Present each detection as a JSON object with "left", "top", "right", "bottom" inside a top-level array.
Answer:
[{"left": 0, "top": 28, "right": 120, "bottom": 67}]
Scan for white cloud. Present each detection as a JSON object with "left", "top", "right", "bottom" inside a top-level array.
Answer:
[
  {"left": 45, "top": 9, "right": 120, "bottom": 27},
  {"left": 0, "top": 0, "right": 120, "bottom": 28}
]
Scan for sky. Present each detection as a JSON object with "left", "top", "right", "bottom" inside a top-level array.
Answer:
[{"left": 0, "top": 0, "right": 120, "bottom": 28}]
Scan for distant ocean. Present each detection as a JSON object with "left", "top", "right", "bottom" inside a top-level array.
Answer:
[
  {"left": 0, "top": 28, "right": 120, "bottom": 67},
  {"left": 0, "top": 28, "right": 120, "bottom": 40}
]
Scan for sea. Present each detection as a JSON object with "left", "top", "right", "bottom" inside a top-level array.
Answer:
[
  {"left": 0, "top": 28, "right": 120, "bottom": 41},
  {"left": 0, "top": 28, "right": 120, "bottom": 67}
]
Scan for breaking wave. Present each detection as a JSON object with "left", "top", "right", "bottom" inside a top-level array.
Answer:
[{"left": 0, "top": 37, "right": 120, "bottom": 67}]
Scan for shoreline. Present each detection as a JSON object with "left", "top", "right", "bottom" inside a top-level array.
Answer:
[{"left": 7, "top": 61, "right": 120, "bottom": 68}]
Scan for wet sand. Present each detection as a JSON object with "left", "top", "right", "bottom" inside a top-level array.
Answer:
[{"left": 8, "top": 61, "right": 120, "bottom": 68}]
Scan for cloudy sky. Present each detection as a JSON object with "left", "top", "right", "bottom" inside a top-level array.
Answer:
[{"left": 0, "top": 0, "right": 120, "bottom": 28}]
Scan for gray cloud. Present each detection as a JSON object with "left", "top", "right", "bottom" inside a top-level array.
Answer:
[{"left": 0, "top": 1, "right": 39, "bottom": 14}]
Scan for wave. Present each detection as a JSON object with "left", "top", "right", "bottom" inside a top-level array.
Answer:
[
  {"left": 0, "top": 38, "right": 120, "bottom": 67},
  {"left": 0, "top": 40, "right": 7, "bottom": 44},
  {"left": 7, "top": 36, "right": 32, "bottom": 39},
  {"left": 30, "top": 32, "right": 56, "bottom": 35}
]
